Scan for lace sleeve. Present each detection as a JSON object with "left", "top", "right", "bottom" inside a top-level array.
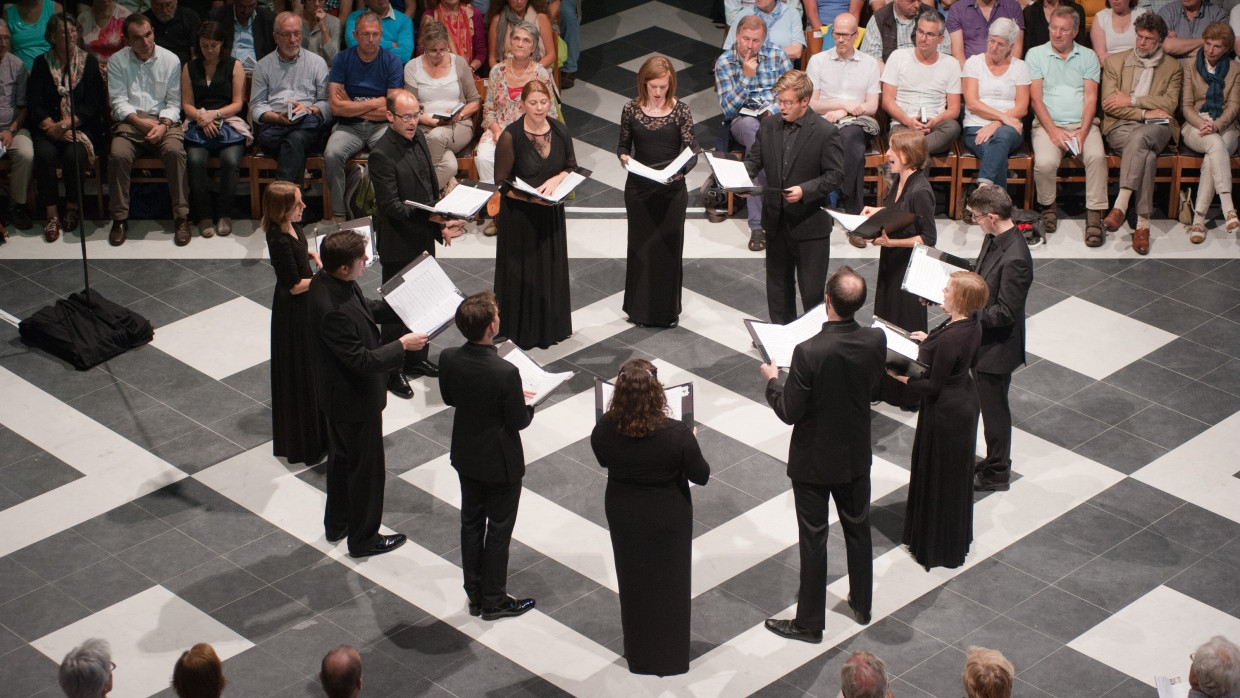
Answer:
[
  {"left": 618, "top": 101, "right": 634, "bottom": 157},
  {"left": 676, "top": 101, "right": 698, "bottom": 175}
]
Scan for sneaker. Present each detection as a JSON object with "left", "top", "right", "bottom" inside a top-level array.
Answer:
[
  {"left": 217, "top": 217, "right": 233, "bottom": 236},
  {"left": 197, "top": 219, "right": 216, "bottom": 238},
  {"left": 483, "top": 221, "right": 497, "bottom": 236}
]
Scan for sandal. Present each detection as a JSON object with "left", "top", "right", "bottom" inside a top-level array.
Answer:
[
  {"left": 1041, "top": 207, "right": 1058, "bottom": 234},
  {"left": 1187, "top": 222, "right": 1206, "bottom": 244},
  {"left": 1226, "top": 210, "right": 1239, "bottom": 233},
  {"left": 748, "top": 229, "right": 766, "bottom": 252},
  {"left": 1084, "top": 222, "right": 1104, "bottom": 248}
]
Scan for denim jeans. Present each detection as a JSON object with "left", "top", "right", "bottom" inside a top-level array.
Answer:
[
  {"left": 559, "top": 0, "right": 580, "bottom": 73},
  {"left": 186, "top": 142, "right": 245, "bottom": 221},
  {"left": 962, "top": 124, "right": 1023, "bottom": 188}
]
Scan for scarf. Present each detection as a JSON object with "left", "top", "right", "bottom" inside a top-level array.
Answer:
[
  {"left": 1196, "top": 49, "right": 1230, "bottom": 120},
  {"left": 496, "top": 5, "right": 542, "bottom": 63},
  {"left": 43, "top": 48, "right": 95, "bottom": 158},
  {"left": 434, "top": 4, "right": 474, "bottom": 61},
  {"left": 1124, "top": 48, "right": 1163, "bottom": 99}
]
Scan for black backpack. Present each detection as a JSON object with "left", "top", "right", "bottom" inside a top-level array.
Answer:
[{"left": 1011, "top": 208, "right": 1045, "bottom": 246}]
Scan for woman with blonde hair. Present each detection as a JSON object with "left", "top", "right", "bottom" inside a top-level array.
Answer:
[
  {"left": 1181, "top": 22, "right": 1239, "bottom": 242},
  {"left": 404, "top": 20, "right": 482, "bottom": 192},
  {"left": 963, "top": 646, "right": 1015, "bottom": 698}
]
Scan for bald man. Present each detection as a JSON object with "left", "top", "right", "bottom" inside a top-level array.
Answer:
[{"left": 320, "top": 645, "right": 362, "bottom": 698}]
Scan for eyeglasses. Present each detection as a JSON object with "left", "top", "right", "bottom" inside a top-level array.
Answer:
[
  {"left": 776, "top": 98, "right": 801, "bottom": 108},
  {"left": 391, "top": 110, "right": 423, "bottom": 122},
  {"left": 833, "top": 30, "right": 856, "bottom": 38},
  {"left": 915, "top": 29, "right": 942, "bottom": 38},
  {"left": 276, "top": 30, "right": 302, "bottom": 38}
]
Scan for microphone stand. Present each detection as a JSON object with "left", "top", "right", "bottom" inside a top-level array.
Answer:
[{"left": 62, "top": 12, "right": 91, "bottom": 301}]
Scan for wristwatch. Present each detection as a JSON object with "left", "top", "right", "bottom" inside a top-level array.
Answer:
[{"left": 158, "top": 117, "right": 173, "bottom": 127}]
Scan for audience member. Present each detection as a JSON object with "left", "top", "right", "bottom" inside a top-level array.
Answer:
[
  {"left": 1023, "top": 0, "right": 1086, "bottom": 51},
  {"left": 319, "top": 645, "right": 362, "bottom": 698},
  {"left": 325, "top": 10, "right": 403, "bottom": 220},
  {"left": 58, "top": 637, "right": 113, "bottom": 698},
  {"left": 1180, "top": 22, "right": 1238, "bottom": 241},
  {"left": 1092, "top": 0, "right": 1147, "bottom": 62},
  {"left": 1027, "top": 5, "right": 1106, "bottom": 239},
  {"left": 171, "top": 643, "right": 225, "bottom": 698},
  {"left": 1189, "top": 635, "right": 1240, "bottom": 698},
  {"left": 841, "top": 650, "right": 894, "bottom": 698},
  {"left": 804, "top": 0, "right": 862, "bottom": 43},
  {"left": 145, "top": 0, "right": 201, "bottom": 64},
  {"left": 1232, "top": 5, "right": 1240, "bottom": 54},
  {"left": 714, "top": 15, "right": 793, "bottom": 251},
  {"left": 6, "top": 0, "right": 63, "bottom": 71},
  {"left": 0, "top": 22, "right": 34, "bottom": 236},
  {"left": 78, "top": 0, "right": 130, "bottom": 68},
  {"left": 1157, "top": 0, "right": 1228, "bottom": 57},
  {"left": 345, "top": 0, "right": 414, "bottom": 62},
  {"left": 1100, "top": 11, "right": 1182, "bottom": 254},
  {"left": 28, "top": 13, "right": 104, "bottom": 242},
  {"left": 209, "top": 0, "right": 276, "bottom": 65},
  {"left": 486, "top": 0, "right": 555, "bottom": 70},
  {"left": 961, "top": 17, "right": 1029, "bottom": 197},
  {"left": 725, "top": 0, "right": 804, "bottom": 26},
  {"left": 557, "top": 0, "right": 579, "bottom": 87},
  {"left": 962, "top": 646, "right": 1015, "bottom": 698},
  {"left": 859, "top": 0, "right": 951, "bottom": 66},
  {"left": 881, "top": 9, "right": 963, "bottom": 155},
  {"left": 723, "top": 0, "right": 806, "bottom": 62},
  {"left": 421, "top": 0, "right": 486, "bottom": 74},
  {"left": 106, "top": 13, "right": 189, "bottom": 246},
  {"left": 404, "top": 20, "right": 481, "bottom": 191},
  {"left": 301, "top": 0, "right": 342, "bottom": 66},
  {"left": 947, "top": 0, "right": 1025, "bottom": 63},
  {"left": 251, "top": 11, "right": 332, "bottom": 187}
]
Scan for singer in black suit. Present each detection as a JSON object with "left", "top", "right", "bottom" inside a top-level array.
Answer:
[
  {"left": 369, "top": 91, "right": 467, "bottom": 399},
  {"left": 966, "top": 185, "right": 1033, "bottom": 492},
  {"left": 743, "top": 69, "right": 844, "bottom": 324},
  {"left": 308, "top": 230, "right": 427, "bottom": 558},
  {"left": 438, "top": 291, "right": 537, "bottom": 621},
  {"left": 760, "top": 266, "right": 887, "bottom": 644}
]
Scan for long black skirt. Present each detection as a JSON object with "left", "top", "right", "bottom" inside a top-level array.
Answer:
[
  {"left": 622, "top": 176, "right": 687, "bottom": 327},
  {"left": 270, "top": 286, "right": 326, "bottom": 464},
  {"left": 494, "top": 197, "right": 572, "bottom": 350}
]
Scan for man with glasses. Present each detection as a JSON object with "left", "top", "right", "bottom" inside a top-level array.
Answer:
[
  {"left": 860, "top": 0, "right": 952, "bottom": 67},
  {"left": 324, "top": 11, "right": 403, "bottom": 226},
  {"left": 805, "top": 12, "right": 881, "bottom": 216},
  {"left": 368, "top": 90, "right": 466, "bottom": 397},
  {"left": 251, "top": 12, "right": 332, "bottom": 187},
  {"left": 57, "top": 638, "right": 114, "bottom": 698},
  {"left": 145, "top": 0, "right": 201, "bottom": 64},
  {"left": 1100, "top": 12, "right": 1181, "bottom": 254},
  {"left": 881, "top": 10, "right": 963, "bottom": 155},
  {"left": 723, "top": 0, "right": 806, "bottom": 62},
  {"left": 300, "top": 0, "right": 342, "bottom": 66}
]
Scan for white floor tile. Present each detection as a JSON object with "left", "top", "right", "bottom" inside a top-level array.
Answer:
[
  {"left": 1026, "top": 297, "right": 1177, "bottom": 380},
  {"left": 617, "top": 53, "right": 692, "bottom": 73},
  {"left": 1132, "top": 412, "right": 1240, "bottom": 525},
  {"left": 149, "top": 296, "right": 271, "bottom": 380}
]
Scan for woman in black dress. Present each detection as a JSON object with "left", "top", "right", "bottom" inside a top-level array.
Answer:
[
  {"left": 617, "top": 56, "right": 696, "bottom": 328},
  {"left": 263, "top": 182, "right": 326, "bottom": 465},
  {"left": 591, "top": 359, "right": 709, "bottom": 676},
  {"left": 861, "top": 129, "right": 937, "bottom": 410},
  {"left": 890, "top": 271, "right": 989, "bottom": 570},
  {"left": 493, "top": 79, "right": 573, "bottom": 349}
]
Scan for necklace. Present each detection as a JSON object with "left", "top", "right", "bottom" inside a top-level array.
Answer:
[{"left": 507, "top": 59, "right": 534, "bottom": 82}]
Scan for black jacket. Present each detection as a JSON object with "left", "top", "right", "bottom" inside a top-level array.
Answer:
[
  {"left": 439, "top": 342, "right": 534, "bottom": 484},
  {"left": 368, "top": 126, "right": 442, "bottom": 265},
  {"left": 975, "top": 226, "right": 1033, "bottom": 374},
  {"left": 209, "top": 5, "right": 277, "bottom": 61},
  {"left": 744, "top": 110, "right": 843, "bottom": 241}
]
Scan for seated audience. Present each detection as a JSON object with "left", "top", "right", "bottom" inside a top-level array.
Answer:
[
  {"left": 421, "top": 0, "right": 486, "bottom": 75},
  {"left": 806, "top": 11, "right": 881, "bottom": 214},
  {"left": 1024, "top": 0, "right": 1087, "bottom": 51},
  {"left": 404, "top": 20, "right": 481, "bottom": 192},
  {"left": 251, "top": 11, "right": 332, "bottom": 187},
  {"left": 209, "top": 0, "right": 276, "bottom": 64},
  {"left": 320, "top": 645, "right": 363, "bottom": 698},
  {"left": 78, "top": 0, "right": 129, "bottom": 68},
  {"left": 345, "top": 0, "right": 414, "bottom": 62},
  {"left": 841, "top": 650, "right": 893, "bottom": 698},
  {"left": 881, "top": 9, "right": 963, "bottom": 155},
  {"left": 486, "top": 0, "right": 555, "bottom": 70},
  {"left": 145, "top": 0, "right": 200, "bottom": 64},
  {"left": 963, "top": 646, "right": 1015, "bottom": 698},
  {"left": 28, "top": 13, "right": 104, "bottom": 242},
  {"left": 301, "top": 0, "right": 342, "bottom": 66},
  {"left": 961, "top": 17, "right": 1029, "bottom": 198},
  {"left": 326, "top": 10, "right": 403, "bottom": 220},
  {"left": 1189, "top": 635, "right": 1240, "bottom": 698},
  {"left": 182, "top": 20, "right": 248, "bottom": 239},
  {"left": 57, "top": 638, "right": 113, "bottom": 698},
  {"left": 947, "top": 0, "right": 1025, "bottom": 64},
  {"left": 171, "top": 643, "right": 225, "bottom": 698},
  {"left": 1091, "top": 0, "right": 1147, "bottom": 63},
  {"left": 6, "top": 0, "right": 64, "bottom": 70},
  {"left": 725, "top": 0, "right": 803, "bottom": 27},
  {"left": 1179, "top": 21, "right": 1238, "bottom": 241},
  {"left": 106, "top": 13, "right": 189, "bottom": 246},
  {"left": 804, "top": 0, "right": 863, "bottom": 42},
  {"left": 1157, "top": 0, "right": 1227, "bottom": 58},
  {"left": 1100, "top": 11, "right": 1182, "bottom": 255},
  {"left": 723, "top": 0, "right": 806, "bottom": 62},
  {"left": 860, "top": 0, "right": 951, "bottom": 66},
  {"left": 1027, "top": 5, "right": 1106, "bottom": 239},
  {"left": 557, "top": 0, "right": 579, "bottom": 87},
  {"left": 0, "top": 21, "right": 33, "bottom": 236}
]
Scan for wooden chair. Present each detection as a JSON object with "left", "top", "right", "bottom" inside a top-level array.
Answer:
[
  {"left": 865, "top": 133, "right": 888, "bottom": 208},
  {"left": 455, "top": 78, "right": 488, "bottom": 182},
  {"left": 954, "top": 140, "right": 1036, "bottom": 215},
  {"left": 1170, "top": 142, "right": 1240, "bottom": 220},
  {"left": 924, "top": 139, "right": 960, "bottom": 217},
  {"left": 802, "top": 28, "right": 823, "bottom": 66},
  {"left": 0, "top": 155, "right": 107, "bottom": 218},
  {"left": 249, "top": 153, "right": 327, "bottom": 219}
]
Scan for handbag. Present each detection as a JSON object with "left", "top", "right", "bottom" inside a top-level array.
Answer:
[
  {"left": 183, "top": 120, "right": 246, "bottom": 149},
  {"left": 1177, "top": 189, "right": 1194, "bottom": 225}
]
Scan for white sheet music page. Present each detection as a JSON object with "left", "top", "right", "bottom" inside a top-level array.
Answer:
[
  {"left": 500, "top": 344, "right": 574, "bottom": 406},
  {"left": 873, "top": 319, "right": 920, "bottom": 360},
  {"left": 625, "top": 147, "right": 696, "bottom": 184},
  {"left": 597, "top": 381, "right": 689, "bottom": 420},
  {"left": 752, "top": 304, "right": 828, "bottom": 367},
  {"left": 383, "top": 258, "right": 462, "bottom": 335},
  {"left": 514, "top": 171, "right": 587, "bottom": 202},
  {"left": 903, "top": 244, "right": 964, "bottom": 305},
  {"left": 705, "top": 152, "right": 756, "bottom": 189},
  {"left": 406, "top": 184, "right": 493, "bottom": 218},
  {"left": 826, "top": 209, "right": 868, "bottom": 233},
  {"left": 1155, "top": 676, "right": 1189, "bottom": 698}
]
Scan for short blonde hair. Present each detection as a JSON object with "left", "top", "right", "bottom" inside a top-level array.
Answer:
[
  {"left": 963, "top": 646, "right": 1014, "bottom": 698},
  {"left": 889, "top": 128, "right": 929, "bottom": 172},
  {"left": 774, "top": 69, "right": 813, "bottom": 101}
]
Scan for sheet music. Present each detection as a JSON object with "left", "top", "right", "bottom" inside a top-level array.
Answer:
[
  {"left": 405, "top": 182, "right": 495, "bottom": 218},
  {"left": 287, "top": 101, "right": 306, "bottom": 121},
  {"left": 596, "top": 381, "right": 692, "bottom": 422},
  {"left": 498, "top": 342, "right": 574, "bottom": 406},
  {"left": 513, "top": 170, "right": 587, "bottom": 202},
  {"left": 705, "top": 152, "right": 757, "bottom": 189},
  {"left": 624, "top": 147, "right": 696, "bottom": 184},
  {"left": 826, "top": 209, "right": 868, "bottom": 233},
  {"left": 382, "top": 257, "right": 462, "bottom": 335},
  {"left": 873, "top": 319, "right": 920, "bottom": 361},
  {"left": 432, "top": 102, "right": 465, "bottom": 120},
  {"left": 1155, "top": 676, "right": 1189, "bottom": 698},
  {"left": 749, "top": 304, "right": 828, "bottom": 367},
  {"left": 315, "top": 218, "right": 375, "bottom": 267},
  {"left": 902, "top": 244, "right": 968, "bottom": 305}
]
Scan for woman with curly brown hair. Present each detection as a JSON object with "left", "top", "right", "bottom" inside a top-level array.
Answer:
[{"left": 590, "top": 358, "right": 710, "bottom": 676}]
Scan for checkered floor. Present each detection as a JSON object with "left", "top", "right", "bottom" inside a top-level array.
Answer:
[{"left": 1, "top": 2, "right": 1239, "bottom": 697}]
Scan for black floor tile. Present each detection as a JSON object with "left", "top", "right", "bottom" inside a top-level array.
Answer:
[
  {"left": 209, "top": 585, "right": 317, "bottom": 644},
  {"left": 1020, "top": 646, "right": 1129, "bottom": 697},
  {"left": 1056, "top": 530, "right": 1202, "bottom": 613},
  {"left": 1114, "top": 404, "right": 1209, "bottom": 451},
  {"left": 1004, "top": 586, "right": 1110, "bottom": 644},
  {"left": 164, "top": 556, "right": 268, "bottom": 614},
  {"left": 1072, "top": 427, "right": 1168, "bottom": 474}
]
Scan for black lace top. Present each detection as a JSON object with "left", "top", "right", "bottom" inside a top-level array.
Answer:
[{"left": 617, "top": 100, "right": 697, "bottom": 173}]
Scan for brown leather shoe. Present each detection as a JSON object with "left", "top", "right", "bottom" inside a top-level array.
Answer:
[
  {"left": 1102, "top": 207, "right": 1125, "bottom": 232},
  {"left": 108, "top": 219, "right": 128, "bottom": 246},
  {"left": 173, "top": 218, "right": 191, "bottom": 246},
  {"left": 847, "top": 232, "right": 867, "bottom": 249},
  {"left": 1132, "top": 227, "right": 1150, "bottom": 255},
  {"left": 43, "top": 217, "right": 61, "bottom": 242}
]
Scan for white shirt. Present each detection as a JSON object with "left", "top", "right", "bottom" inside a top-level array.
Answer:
[
  {"left": 806, "top": 48, "right": 882, "bottom": 104},
  {"left": 107, "top": 44, "right": 182, "bottom": 123},
  {"left": 880, "top": 47, "right": 962, "bottom": 119},
  {"left": 962, "top": 53, "right": 1030, "bottom": 128}
]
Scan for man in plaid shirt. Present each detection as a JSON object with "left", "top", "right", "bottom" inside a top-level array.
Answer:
[{"left": 715, "top": 15, "right": 793, "bottom": 252}]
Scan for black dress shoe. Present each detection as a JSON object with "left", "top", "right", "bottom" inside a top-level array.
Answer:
[
  {"left": 847, "top": 594, "right": 871, "bottom": 625},
  {"left": 973, "top": 474, "right": 1010, "bottom": 492},
  {"left": 404, "top": 359, "right": 439, "bottom": 378},
  {"left": 326, "top": 528, "right": 347, "bottom": 543},
  {"left": 764, "top": 618, "right": 822, "bottom": 644},
  {"left": 467, "top": 597, "right": 482, "bottom": 617},
  {"left": 108, "top": 219, "right": 128, "bottom": 246},
  {"left": 387, "top": 372, "right": 414, "bottom": 399},
  {"left": 480, "top": 596, "right": 535, "bottom": 621},
  {"left": 349, "top": 533, "right": 407, "bottom": 558},
  {"left": 9, "top": 203, "right": 32, "bottom": 230}
]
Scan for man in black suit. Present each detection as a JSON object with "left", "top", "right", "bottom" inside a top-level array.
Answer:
[
  {"left": 438, "top": 291, "right": 537, "bottom": 621},
  {"left": 308, "top": 230, "right": 427, "bottom": 558},
  {"left": 209, "top": 0, "right": 276, "bottom": 63},
  {"left": 369, "top": 90, "right": 466, "bottom": 399},
  {"left": 743, "top": 68, "right": 844, "bottom": 324},
  {"left": 759, "top": 266, "right": 887, "bottom": 643},
  {"left": 966, "top": 185, "right": 1033, "bottom": 492}
]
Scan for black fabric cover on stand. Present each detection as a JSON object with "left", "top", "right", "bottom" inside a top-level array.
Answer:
[{"left": 18, "top": 290, "right": 153, "bottom": 370}]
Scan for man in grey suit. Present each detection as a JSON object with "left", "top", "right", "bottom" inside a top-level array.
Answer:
[{"left": 759, "top": 266, "right": 887, "bottom": 643}]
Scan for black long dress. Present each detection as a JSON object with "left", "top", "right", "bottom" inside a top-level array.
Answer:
[
  {"left": 493, "top": 117, "right": 574, "bottom": 349},
  {"left": 590, "top": 417, "right": 710, "bottom": 677},
  {"left": 875, "top": 169, "right": 936, "bottom": 409},
  {"left": 618, "top": 100, "right": 697, "bottom": 327},
  {"left": 266, "top": 224, "right": 327, "bottom": 464},
  {"left": 902, "top": 316, "right": 982, "bottom": 569}
]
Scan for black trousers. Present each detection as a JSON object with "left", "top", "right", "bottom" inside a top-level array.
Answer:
[
  {"left": 838, "top": 125, "right": 869, "bottom": 214},
  {"left": 459, "top": 474, "right": 522, "bottom": 607},
  {"left": 33, "top": 137, "right": 90, "bottom": 207},
  {"left": 379, "top": 259, "right": 430, "bottom": 369},
  {"left": 792, "top": 476, "right": 872, "bottom": 631},
  {"left": 766, "top": 231, "right": 830, "bottom": 324},
  {"left": 324, "top": 418, "right": 386, "bottom": 554},
  {"left": 975, "top": 370, "right": 1013, "bottom": 480}
]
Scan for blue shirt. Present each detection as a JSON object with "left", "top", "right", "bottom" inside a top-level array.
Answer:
[
  {"left": 233, "top": 14, "right": 256, "bottom": 64},
  {"left": 328, "top": 45, "right": 403, "bottom": 124},
  {"left": 344, "top": 7, "right": 415, "bottom": 63},
  {"left": 722, "top": 1, "right": 805, "bottom": 55}
]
